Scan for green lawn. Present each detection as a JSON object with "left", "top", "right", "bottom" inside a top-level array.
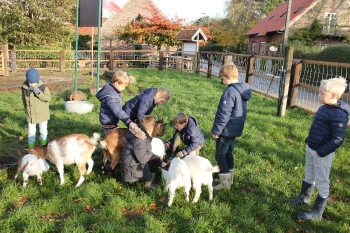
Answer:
[{"left": 0, "top": 69, "right": 349, "bottom": 233}]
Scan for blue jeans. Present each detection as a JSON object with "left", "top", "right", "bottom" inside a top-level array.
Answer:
[{"left": 215, "top": 136, "right": 235, "bottom": 173}]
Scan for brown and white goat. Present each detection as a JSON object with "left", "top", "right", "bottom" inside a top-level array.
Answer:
[
  {"left": 100, "top": 116, "right": 166, "bottom": 173},
  {"left": 24, "top": 133, "right": 100, "bottom": 187}
]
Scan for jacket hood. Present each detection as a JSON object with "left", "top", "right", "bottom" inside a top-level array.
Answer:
[
  {"left": 338, "top": 100, "right": 350, "bottom": 116},
  {"left": 143, "top": 88, "right": 156, "bottom": 96},
  {"left": 231, "top": 83, "right": 252, "bottom": 101}
]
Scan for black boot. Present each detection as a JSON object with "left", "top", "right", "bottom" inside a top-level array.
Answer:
[
  {"left": 297, "top": 194, "right": 328, "bottom": 221},
  {"left": 144, "top": 173, "right": 157, "bottom": 190},
  {"left": 288, "top": 180, "right": 315, "bottom": 205}
]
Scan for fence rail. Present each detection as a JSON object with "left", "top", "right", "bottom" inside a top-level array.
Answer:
[{"left": 1, "top": 48, "right": 350, "bottom": 116}]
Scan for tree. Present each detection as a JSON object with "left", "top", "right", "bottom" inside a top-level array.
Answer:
[
  {"left": 116, "top": 5, "right": 184, "bottom": 50},
  {"left": 258, "top": 0, "right": 286, "bottom": 16},
  {"left": 0, "top": 0, "right": 76, "bottom": 48}
]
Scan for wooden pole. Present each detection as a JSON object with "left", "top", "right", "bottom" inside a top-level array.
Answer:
[{"left": 277, "top": 46, "right": 294, "bottom": 117}]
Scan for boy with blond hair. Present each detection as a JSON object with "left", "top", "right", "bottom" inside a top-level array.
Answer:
[
  {"left": 288, "top": 77, "right": 350, "bottom": 221},
  {"left": 211, "top": 62, "right": 252, "bottom": 190},
  {"left": 123, "top": 87, "right": 170, "bottom": 123},
  {"left": 96, "top": 71, "right": 138, "bottom": 135},
  {"left": 166, "top": 112, "right": 205, "bottom": 158}
]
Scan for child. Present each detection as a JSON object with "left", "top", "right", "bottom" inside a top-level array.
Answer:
[
  {"left": 123, "top": 87, "right": 170, "bottom": 123},
  {"left": 21, "top": 68, "right": 52, "bottom": 148},
  {"left": 96, "top": 71, "right": 138, "bottom": 136},
  {"left": 166, "top": 112, "right": 205, "bottom": 158},
  {"left": 288, "top": 77, "right": 349, "bottom": 221},
  {"left": 211, "top": 62, "right": 252, "bottom": 190},
  {"left": 121, "top": 115, "right": 167, "bottom": 189}
]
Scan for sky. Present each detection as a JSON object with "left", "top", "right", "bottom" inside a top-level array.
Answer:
[{"left": 112, "top": 0, "right": 227, "bottom": 22}]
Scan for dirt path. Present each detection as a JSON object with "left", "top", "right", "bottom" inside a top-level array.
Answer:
[{"left": 0, "top": 72, "right": 107, "bottom": 94}]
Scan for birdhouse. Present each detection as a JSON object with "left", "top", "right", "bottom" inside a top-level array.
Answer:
[{"left": 174, "top": 28, "right": 207, "bottom": 55}]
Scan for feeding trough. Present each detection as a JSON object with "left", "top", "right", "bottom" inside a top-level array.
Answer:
[
  {"left": 64, "top": 101, "right": 94, "bottom": 114},
  {"left": 0, "top": 155, "right": 18, "bottom": 171}
]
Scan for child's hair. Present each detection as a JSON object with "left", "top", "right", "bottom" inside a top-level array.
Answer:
[
  {"left": 155, "top": 87, "right": 171, "bottom": 101},
  {"left": 219, "top": 61, "right": 239, "bottom": 80},
  {"left": 320, "top": 77, "right": 348, "bottom": 99},
  {"left": 173, "top": 112, "right": 188, "bottom": 125},
  {"left": 112, "top": 71, "right": 131, "bottom": 86},
  {"left": 140, "top": 115, "right": 156, "bottom": 132}
]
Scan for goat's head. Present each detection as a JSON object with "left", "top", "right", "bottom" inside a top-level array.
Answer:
[{"left": 152, "top": 113, "right": 166, "bottom": 137}]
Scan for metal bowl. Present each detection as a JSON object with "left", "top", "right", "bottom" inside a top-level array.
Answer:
[
  {"left": 64, "top": 101, "right": 94, "bottom": 114},
  {"left": 0, "top": 155, "right": 18, "bottom": 171}
]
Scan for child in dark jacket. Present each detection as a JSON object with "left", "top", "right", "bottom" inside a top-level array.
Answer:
[
  {"left": 288, "top": 77, "right": 350, "bottom": 221},
  {"left": 21, "top": 68, "right": 52, "bottom": 148},
  {"left": 122, "top": 87, "right": 170, "bottom": 123},
  {"left": 121, "top": 115, "right": 167, "bottom": 189},
  {"left": 96, "top": 71, "right": 140, "bottom": 136},
  {"left": 211, "top": 62, "right": 252, "bottom": 190},
  {"left": 166, "top": 112, "right": 205, "bottom": 158}
]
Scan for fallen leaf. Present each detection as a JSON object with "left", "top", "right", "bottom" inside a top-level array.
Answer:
[
  {"left": 159, "top": 197, "right": 166, "bottom": 203},
  {"left": 86, "top": 205, "right": 92, "bottom": 211}
]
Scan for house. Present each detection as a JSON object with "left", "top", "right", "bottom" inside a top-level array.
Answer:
[
  {"left": 174, "top": 29, "right": 208, "bottom": 55},
  {"left": 101, "top": 0, "right": 168, "bottom": 50},
  {"left": 245, "top": 0, "right": 350, "bottom": 56}
]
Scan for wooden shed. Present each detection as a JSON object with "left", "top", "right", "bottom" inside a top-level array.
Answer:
[{"left": 174, "top": 28, "right": 207, "bottom": 55}]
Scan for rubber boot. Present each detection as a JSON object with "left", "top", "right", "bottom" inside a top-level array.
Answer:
[
  {"left": 297, "top": 195, "right": 328, "bottom": 221},
  {"left": 144, "top": 173, "right": 157, "bottom": 190},
  {"left": 213, "top": 173, "right": 232, "bottom": 190},
  {"left": 28, "top": 142, "right": 35, "bottom": 148},
  {"left": 288, "top": 180, "right": 315, "bottom": 205},
  {"left": 40, "top": 139, "right": 47, "bottom": 146}
]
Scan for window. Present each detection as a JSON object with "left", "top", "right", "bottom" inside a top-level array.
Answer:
[
  {"left": 321, "top": 44, "right": 330, "bottom": 51},
  {"left": 251, "top": 42, "right": 256, "bottom": 54},
  {"left": 260, "top": 42, "right": 266, "bottom": 55},
  {"left": 323, "top": 13, "right": 337, "bottom": 35}
]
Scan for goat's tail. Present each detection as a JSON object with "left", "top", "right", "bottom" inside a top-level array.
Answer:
[
  {"left": 99, "top": 140, "right": 107, "bottom": 149},
  {"left": 87, "top": 132, "right": 101, "bottom": 146},
  {"left": 211, "top": 165, "right": 220, "bottom": 173}
]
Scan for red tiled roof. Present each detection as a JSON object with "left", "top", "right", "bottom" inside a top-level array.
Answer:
[
  {"left": 174, "top": 29, "right": 207, "bottom": 41},
  {"left": 245, "top": 0, "right": 317, "bottom": 36}
]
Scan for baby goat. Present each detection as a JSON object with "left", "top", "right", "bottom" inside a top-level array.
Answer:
[
  {"left": 164, "top": 157, "right": 191, "bottom": 207},
  {"left": 14, "top": 154, "right": 50, "bottom": 187},
  {"left": 183, "top": 156, "right": 220, "bottom": 203},
  {"left": 24, "top": 133, "right": 100, "bottom": 187}
]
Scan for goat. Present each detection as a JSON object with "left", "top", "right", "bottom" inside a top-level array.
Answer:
[
  {"left": 151, "top": 137, "right": 166, "bottom": 161},
  {"left": 14, "top": 154, "right": 50, "bottom": 187},
  {"left": 100, "top": 115, "right": 166, "bottom": 174},
  {"left": 164, "top": 157, "right": 191, "bottom": 207},
  {"left": 24, "top": 133, "right": 100, "bottom": 187},
  {"left": 183, "top": 156, "right": 220, "bottom": 203}
]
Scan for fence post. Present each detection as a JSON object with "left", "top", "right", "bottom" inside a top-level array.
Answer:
[
  {"left": 207, "top": 52, "right": 213, "bottom": 79},
  {"left": 109, "top": 50, "right": 114, "bottom": 71},
  {"left": 277, "top": 46, "right": 294, "bottom": 117},
  {"left": 195, "top": 52, "right": 200, "bottom": 74},
  {"left": 1, "top": 44, "right": 9, "bottom": 76},
  {"left": 223, "top": 54, "right": 229, "bottom": 64},
  {"left": 245, "top": 56, "right": 254, "bottom": 84},
  {"left": 60, "top": 50, "right": 65, "bottom": 72},
  {"left": 159, "top": 51, "right": 164, "bottom": 71},
  {"left": 10, "top": 50, "right": 17, "bottom": 73},
  {"left": 288, "top": 59, "right": 302, "bottom": 107}
]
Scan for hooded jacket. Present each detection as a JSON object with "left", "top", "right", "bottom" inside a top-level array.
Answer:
[
  {"left": 306, "top": 100, "right": 350, "bottom": 157},
  {"left": 211, "top": 82, "right": 252, "bottom": 138},
  {"left": 96, "top": 82, "right": 130, "bottom": 127},
  {"left": 123, "top": 88, "right": 157, "bottom": 123},
  {"left": 121, "top": 129, "right": 153, "bottom": 183},
  {"left": 21, "top": 80, "right": 51, "bottom": 124},
  {"left": 167, "top": 116, "right": 205, "bottom": 154}
]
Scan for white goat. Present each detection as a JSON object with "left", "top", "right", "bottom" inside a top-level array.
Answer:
[
  {"left": 24, "top": 133, "right": 100, "bottom": 187},
  {"left": 14, "top": 154, "right": 50, "bottom": 187},
  {"left": 183, "top": 156, "right": 220, "bottom": 203},
  {"left": 151, "top": 137, "right": 166, "bottom": 160},
  {"left": 164, "top": 157, "right": 191, "bottom": 207}
]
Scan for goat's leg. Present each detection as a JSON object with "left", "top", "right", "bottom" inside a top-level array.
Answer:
[
  {"left": 22, "top": 173, "right": 29, "bottom": 187},
  {"left": 14, "top": 165, "right": 22, "bottom": 181},
  {"left": 86, "top": 158, "right": 94, "bottom": 175},
  {"left": 208, "top": 182, "right": 214, "bottom": 201},
  {"left": 192, "top": 182, "right": 202, "bottom": 203},
  {"left": 167, "top": 187, "right": 176, "bottom": 207},
  {"left": 56, "top": 160, "right": 65, "bottom": 185},
  {"left": 75, "top": 162, "right": 87, "bottom": 187},
  {"left": 185, "top": 183, "right": 191, "bottom": 203},
  {"left": 37, "top": 172, "right": 43, "bottom": 186}
]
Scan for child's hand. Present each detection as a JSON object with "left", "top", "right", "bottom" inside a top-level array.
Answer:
[{"left": 212, "top": 134, "right": 219, "bottom": 139}]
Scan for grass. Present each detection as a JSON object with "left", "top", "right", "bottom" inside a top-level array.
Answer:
[{"left": 0, "top": 69, "right": 349, "bottom": 232}]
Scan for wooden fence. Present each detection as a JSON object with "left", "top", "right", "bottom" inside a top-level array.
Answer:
[{"left": 1, "top": 47, "right": 350, "bottom": 115}]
